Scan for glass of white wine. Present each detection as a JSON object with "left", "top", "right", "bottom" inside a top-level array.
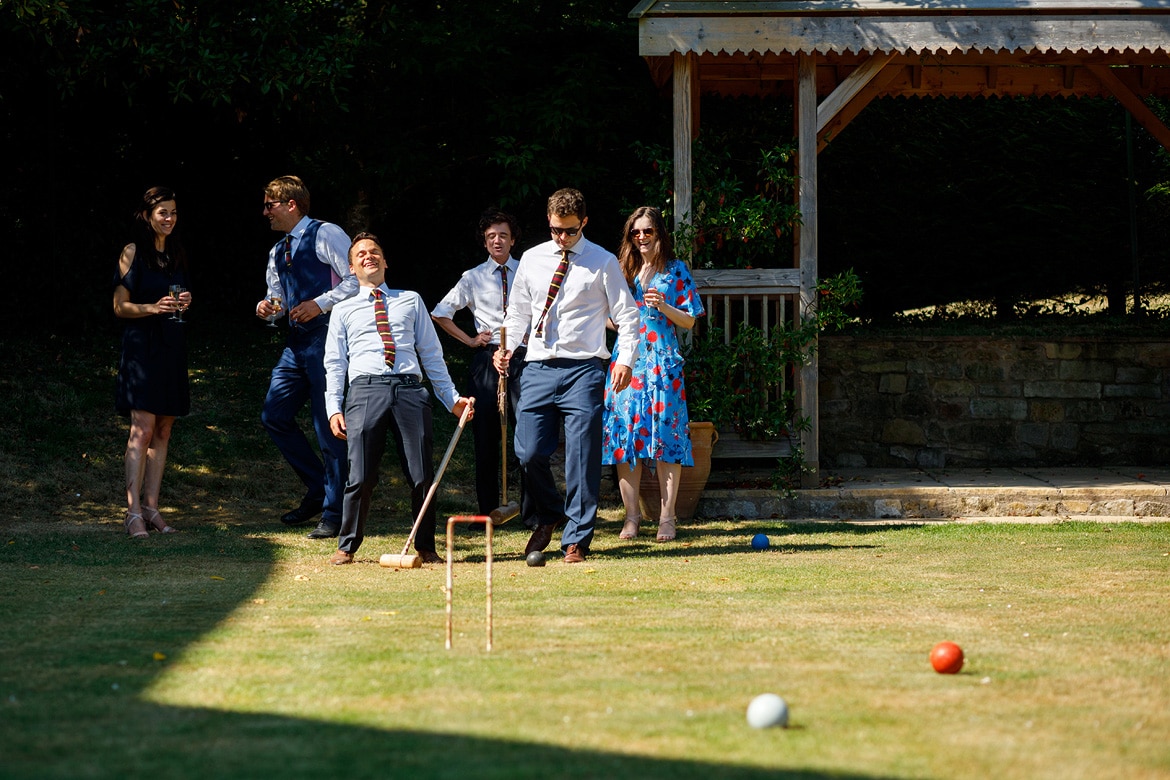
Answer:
[
  {"left": 169, "top": 284, "right": 185, "bottom": 322},
  {"left": 267, "top": 294, "right": 283, "bottom": 328}
]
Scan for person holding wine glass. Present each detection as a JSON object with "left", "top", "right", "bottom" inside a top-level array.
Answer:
[
  {"left": 113, "top": 185, "right": 192, "bottom": 539},
  {"left": 602, "top": 206, "right": 704, "bottom": 543}
]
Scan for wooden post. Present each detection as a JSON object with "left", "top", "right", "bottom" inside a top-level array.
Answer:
[
  {"left": 797, "top": 52, "right": 820, "bottom": 488},
  {"left": 672, "top": 51, "right": 696, "bottom": 242}
]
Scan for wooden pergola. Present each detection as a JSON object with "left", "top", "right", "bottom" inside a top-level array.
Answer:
[{"left": 630, "top": 0, "right": 1170, "bottom": 485}]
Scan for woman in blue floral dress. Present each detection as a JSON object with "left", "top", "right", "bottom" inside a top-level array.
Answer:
[{"left": 602, "top": 206, "right": 704, "bottom": 541}]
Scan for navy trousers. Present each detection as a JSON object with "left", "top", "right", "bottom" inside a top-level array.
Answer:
[
  {"left": 337, "top": 376, "right": 436, "bottom": 555},
  {"left": 514, "top": 358, "right": 606, "bottom": 552},
  {"left": 260, "top": 327, "right": 347, "bottom": 525}
]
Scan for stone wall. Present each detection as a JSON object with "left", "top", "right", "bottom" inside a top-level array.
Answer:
[{"left": 819, "top": 335, "right": 1170, "bottom": 467}]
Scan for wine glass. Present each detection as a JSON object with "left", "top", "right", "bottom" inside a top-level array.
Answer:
[
  {"left": 169, "top": 284, "right": 185, "bottom": 322},
  {"left": 267, "top": 295, "right": 283, "bottom": 328}
]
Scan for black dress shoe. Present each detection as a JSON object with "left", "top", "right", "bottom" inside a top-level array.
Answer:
[
  {"left": 281, "top": 499, "right": 324, "bottom": 526},
  {"left": 418, "top": 550, "right": 444, "bottom": 564},
  {"left": 525, "top": 523, "right": 555, "bottom": 555},
  {"left": 306, "top": 521, "right": 340, "bottom": 539}
]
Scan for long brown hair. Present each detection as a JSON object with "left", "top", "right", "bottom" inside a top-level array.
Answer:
[{"left": 617, "top": 206, "right": 672, "bottom": 286}]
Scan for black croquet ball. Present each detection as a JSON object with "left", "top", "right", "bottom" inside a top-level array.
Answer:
[{"left": 526, "top": 550, "right": 546, "bottom": 567}]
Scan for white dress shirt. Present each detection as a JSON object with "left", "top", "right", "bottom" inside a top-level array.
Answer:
[
  {"left": 263, "top": 215, "right": 358, "bottom": 313},
  {"left": 502, "top": 236, "right": 639, "bottom": 365},
  {"left": 430, "top": 256, "right": 520, "bottom": 345},
  {"left": 324, "top": 284, "right": 461, "bottom": 417}
]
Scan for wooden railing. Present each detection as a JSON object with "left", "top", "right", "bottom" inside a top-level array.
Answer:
[{"left": 690, "top": 268, "right": 800, "bottom": 460}]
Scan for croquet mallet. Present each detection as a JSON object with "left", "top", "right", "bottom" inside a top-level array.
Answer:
[
  {"left": 379, "top": 399, "right": 474, "bottom": 569},
  {"left": 489, "top": 325, "right": 520, "bottom": 525}
]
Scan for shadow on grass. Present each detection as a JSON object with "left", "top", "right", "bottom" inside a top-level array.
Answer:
[{"left": 0, "top": 523, "right": 897, "bottom": 780}]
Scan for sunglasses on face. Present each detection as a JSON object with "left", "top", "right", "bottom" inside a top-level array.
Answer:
[
  {"left": 630, "top": 228, "right": 656, "bottom": 238},
  {"left": 549, "top": 223, "right": 583, "bottom": 237}
]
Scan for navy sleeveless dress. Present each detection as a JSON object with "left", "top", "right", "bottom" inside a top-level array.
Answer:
[{"left": 114, "top": 249, "right": 190, "bottom": 417}]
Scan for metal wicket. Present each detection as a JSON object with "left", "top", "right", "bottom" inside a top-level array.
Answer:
[{"left": 445, "top": 514, "right": 494, "bottom": 651}]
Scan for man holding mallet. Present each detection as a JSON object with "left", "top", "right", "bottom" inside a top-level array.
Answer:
[
  {"left": 494, "top": 188, "right": 640, "bottom": 564},
  {"left": 324, "top": 232, "right": 474, "bottom": 566}
]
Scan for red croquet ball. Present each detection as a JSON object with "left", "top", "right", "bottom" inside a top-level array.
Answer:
[{"left": 930, "top": 641, "right": 964, "bottom": 674}]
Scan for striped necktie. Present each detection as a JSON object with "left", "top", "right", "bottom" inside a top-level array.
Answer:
[
  {"left": 372, "top": 289, "right": 396, "bottom": 368},
  {"left": 283, "top": 235, "right": 293, "bottom": 268},
  {"left": 498, "top": 264, "right": 509, "bottom": 314},
  {"left": 533, "top": 249, "right": 569, "bottom": 339}
]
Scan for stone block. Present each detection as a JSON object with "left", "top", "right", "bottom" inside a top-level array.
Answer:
[
  {"left": 879, "top": 374, "right": 908, "bottom": 394},
  {"left": 970, "top": 398, "right": 1028, "bottom": 420},
  {"left": 1016, "top": 422, "right": 1049, "bottom": 447},
  {"left": 1050, "top": 423, "right": 1080, "bottom": 451},
  {"left": 934, "top": 379, "right": 976, "bottom": 398},
  {"left": 1024, "top": 381, "right": 1102, "bottom": 399},
  {"left": 1103, "top": 384, "right": 1161, "bottom": 399},
  {"left": 1044, "top": 342, "right": 1083, "bottom": 360},
  {"left": 1115, "top": 366, "right": 1160, "bottom": 384},
  {"left": 1059, "top": 361, "right": 1116, "bottom": 382},
  {"left": 881, "top": 419, "right": 926, "bottom": 445},
  {"left": 977, "top": 383, "right": 1023, "bottom": 398},
  {"left": 1028, "top": 400, "right": 1065, "bottom": 423}
]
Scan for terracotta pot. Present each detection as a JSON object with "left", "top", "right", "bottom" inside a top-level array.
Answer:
[{"left": 637, "top": 421, "right": 719, "bottom": 522}]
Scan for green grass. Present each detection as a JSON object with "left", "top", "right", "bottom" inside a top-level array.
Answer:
[{"left": 1, "top": 322, "right": 1169, "bottom": 779}]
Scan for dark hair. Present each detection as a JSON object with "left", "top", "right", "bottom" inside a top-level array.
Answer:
[
  {"left": 547, "top": 188, "right": 586, "bottom": 220},
  {"left": 349, "top": 231, "right": 382, "bottom": 260},
  {"left": 477, "top": 208, "right": 521, "bottom": 246},
  {"left": 133, "top": 186, "right": 187, "bottom": 273},
  {"left": 617, "top": 206, "right": 672, "bottom": 285}
]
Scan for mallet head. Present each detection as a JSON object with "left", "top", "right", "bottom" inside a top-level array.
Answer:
[{"left": 379, "top": 553, "right": 422, "bottom": 569}]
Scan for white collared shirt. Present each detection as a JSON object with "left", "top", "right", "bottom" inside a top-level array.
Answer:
[
  {"left": 502, "top": 236, "right": 639, "bottom": 365},
  {"left": 430, "top": 256, "right": 520, "bottom": 344},
  {"left": 263, "top": 215, "right": 358, "bottom": 313},
  {"left": 324, "top": 284, "right": 461, "bottom": 417}
]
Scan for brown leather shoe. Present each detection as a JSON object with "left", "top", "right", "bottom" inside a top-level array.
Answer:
[
  {"left": 525, "top": 523, "right": 555, "bottom": 555},
  {"left": 329, "top": 550, "right": 354, "bottom": 565},
  {"left": 563, "top": 543, "right": 586, "bottom": 564},
  {"left": 418, "top": 550, "right": 444, "bottom": 564}
]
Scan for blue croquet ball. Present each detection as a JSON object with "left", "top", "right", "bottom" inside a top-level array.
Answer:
[
  {"left": 526, "top": 550, "right": 546, "bottom": 567},
  {"left": 751, "top": 533, "right": 770, "bottom": 550}
]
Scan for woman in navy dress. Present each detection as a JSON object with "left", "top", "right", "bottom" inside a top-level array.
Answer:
[
  {"left": 602, "top": 206, "right": 704, "bottom": 542},
  {"left": 113, "top": 186, "right": 192, "bottom": 538}
]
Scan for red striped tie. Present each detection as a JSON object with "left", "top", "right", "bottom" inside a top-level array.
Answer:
[
  {"left": 533, "top": 249, "right": 569, "bottom": 338},
  {"left": 372, "top": 289, "right": 396, "bottom": 368},
  {"left": 283, "top": 235, "right": 293, "bottom": 268}
]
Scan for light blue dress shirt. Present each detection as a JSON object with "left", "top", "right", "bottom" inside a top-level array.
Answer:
[{"left": 324, "top": 284, "right": 461, "bottom": 417}]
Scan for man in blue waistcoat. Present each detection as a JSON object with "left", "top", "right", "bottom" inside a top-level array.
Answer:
[{"left": 255, "top": 175, "right": 358, "bottom": 538}]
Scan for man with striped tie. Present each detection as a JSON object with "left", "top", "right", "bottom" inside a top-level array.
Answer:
[
  {"left": 323, "top": 233, "right": 474, "bottom": 566},
  {"left": 431, "top": 208, "right": 530, "bottom": 525},
  {"left": 494, "top": 189, "right": 640, "bottom": 564}
]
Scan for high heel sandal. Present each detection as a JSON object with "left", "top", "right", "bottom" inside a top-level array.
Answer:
[
  {"left": 124, "top": 512, "right": 149, "bottom": 540},
  {"left": 619, "top": 516, "right": 641, "bottom": 540},
  {"left": 656, "top": 517, "right": 677, "bottom": 542},
  {"left": 143, "top": 506, "right": 177, "bottom": 534}
]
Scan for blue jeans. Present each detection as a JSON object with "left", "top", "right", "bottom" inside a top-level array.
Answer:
[{"left": 260, "top": 327, "right": 347, "bottom": 524}]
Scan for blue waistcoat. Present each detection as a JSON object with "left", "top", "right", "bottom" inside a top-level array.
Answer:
[{"left": 275, "top": 219, "right": 333, "bottom": 333}]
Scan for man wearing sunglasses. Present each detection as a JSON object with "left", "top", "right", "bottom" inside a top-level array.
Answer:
[
  {"left": 494, "top": 188, "right": 639, "bottom": 564},
  {"left": 255, "top": 175, "right": 358, "bottom": 540}
]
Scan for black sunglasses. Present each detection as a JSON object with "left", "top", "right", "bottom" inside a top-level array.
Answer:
[{"left": 549, "top": 223, "right": 583, "bottom": 237}]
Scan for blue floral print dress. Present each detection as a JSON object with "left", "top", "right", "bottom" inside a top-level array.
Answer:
[{"left": 602, "top": 258, "right": 705, "bottom": 468}]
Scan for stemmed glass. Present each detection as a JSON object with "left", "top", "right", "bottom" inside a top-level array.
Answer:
[
  {"left": 266, "top": 295, "right": 283, "bottom": 328},
  {"left": 169, "top": 284, "right": 186, "bottom": 322}
]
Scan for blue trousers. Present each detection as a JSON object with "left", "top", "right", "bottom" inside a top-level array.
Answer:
[
  {"left": 260, "top": 327, "right": 347, "bottom": 524},
  {"left": 514, "top": 358, "right": 606, "bottom": 552}
]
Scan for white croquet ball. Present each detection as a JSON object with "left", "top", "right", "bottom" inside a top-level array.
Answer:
[{"left": 746, "top": 693, "right": 789, "bottom": 729}]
